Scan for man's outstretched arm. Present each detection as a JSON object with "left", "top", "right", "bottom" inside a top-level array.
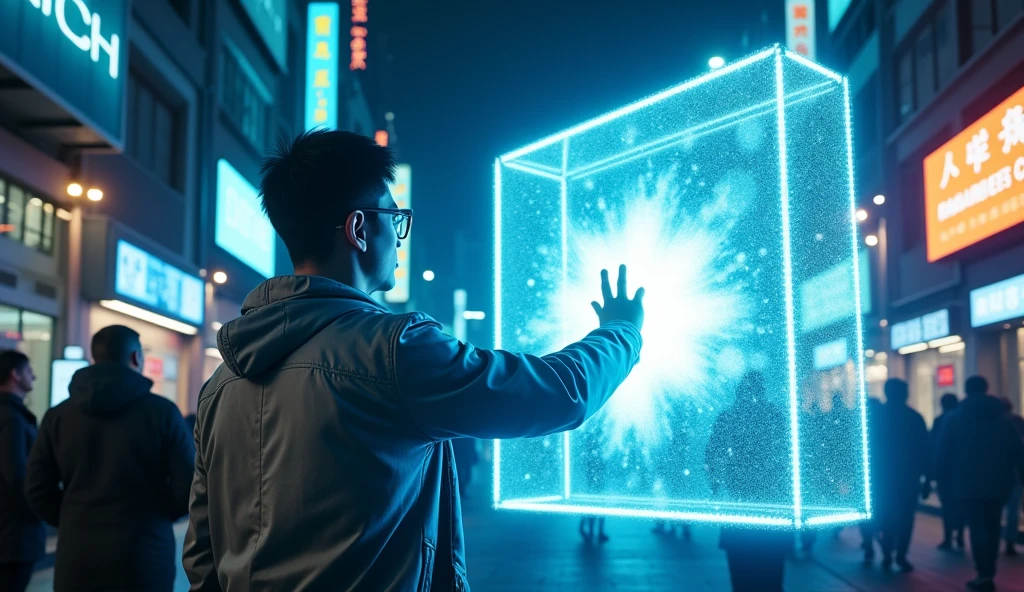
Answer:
[{"left": 393, "top": 266, "right": 644, "bottom": 441}]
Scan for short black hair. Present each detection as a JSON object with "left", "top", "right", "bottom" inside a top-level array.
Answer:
[
  {"left": 884, "top": 378, "right": 908, "bottom": 401},
  {"left": 940, "top": 393, "right": 959, "bottom": 411},
  {"left": 965, "top": 375, "right": 988, "bottom": 396},
  {"left": 259, "top": 130, "right": 396, "bottom": 265},
  {"left": 91, "top": 325, "right": 141, "bottom": 364},
  {"left": 0, "top": 350, "right": 29, "bottom": 383}
]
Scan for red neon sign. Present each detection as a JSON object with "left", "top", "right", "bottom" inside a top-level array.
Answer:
[
  {"left": 936, "top": 364, "right": 955, "bottom": 387},
  {"left": 350, "top": 0, "right": 367, "bottom": 71}
]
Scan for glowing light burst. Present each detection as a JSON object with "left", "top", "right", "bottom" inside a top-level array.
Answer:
[
  {"left": 493, "top": 47, "right": 871, "bottom": 528},
  {"left": 546, "top": 165, "right": 752, "bottom": 455}
]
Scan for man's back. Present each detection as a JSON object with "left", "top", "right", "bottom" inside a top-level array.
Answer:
[
  {"left": 939, "top": 394, "right": 1024, "bottom": 502},
  {"left": 878, "top": 403, "right": 928, "bottom": 494},
  {"left": 25, "top": 363, "right": 194, "bottom": 591},
  {"left": 185, "top": 276, "right": 642, "bottom": 592}
]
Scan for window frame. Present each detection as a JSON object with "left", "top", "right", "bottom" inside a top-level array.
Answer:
[{"left": 0, "top": 175, "right": 59, "bottom": 255}]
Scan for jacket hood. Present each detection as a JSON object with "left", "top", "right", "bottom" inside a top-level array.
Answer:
[
  {"left": 217, "top": 275, "right": 387, "bottom": 378},
  {"left": 69, "top": 363, "right": 154, "bottom": 415},
  {"left": 958, "top": 393, "right": 1008, "bottom": 418}
]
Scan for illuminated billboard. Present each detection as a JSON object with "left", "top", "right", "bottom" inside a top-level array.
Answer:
[
  {"left": 971, "top": 273, "right": 1024, "bottom": 327},
  {"left": 785, "top": 0, "right": 816, "bottom": 61},
  {"left": 215, "top": 159, "right": 276, "bottom": 278},
  {"left": 384, "top": 164, "right": 412, "bottom": 303},
  {"left": 924, "top": 84, "right": 1024, "bottom": 262},
  {"left": 115, "top": 240, "right": 204, "bottom": 326},
  {"left": 0, "top": 0, "right": 128, "bottom": 148},
  {"left": 305, "top": 3, "right": 340, "bottom": 130},
  {"left": 493, "top": 48, "right": 869, "bottom": 528}
]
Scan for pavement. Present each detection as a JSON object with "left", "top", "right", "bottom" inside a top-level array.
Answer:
[{"left": 26, "top": 477, "right": 1024, "bottom": 591}]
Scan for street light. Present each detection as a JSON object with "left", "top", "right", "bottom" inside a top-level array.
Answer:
[
  {"left": 423, "top": 270, "right": 435, "bottom": 282},
  {"left": 86, "top": 188, "right": 103, "bottom": 202},
  {"left": 873, "top": 194, "right": 886, "bottom": 205},
  {"left": 856, "top": 209, "right": 868, "bottom": 222},
  {"left": 67, "top": 182, "right": 83, "bottom": 197},
  {"left": 708, "top": 56, "right": 726, "bottom": 70},
  {"left": 865, "top": 234, "right": 878, "bottom": 246},
  {"left": 212, "top": 271, "right": 228, "bottom": 284}
]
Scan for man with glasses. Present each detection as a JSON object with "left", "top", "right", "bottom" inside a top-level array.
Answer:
[{"left": 184, "top": 130, "right": 645, "bottom": 591}]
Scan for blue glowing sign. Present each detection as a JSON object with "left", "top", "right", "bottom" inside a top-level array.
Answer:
[
  {"left": 115, "top": 240, "right": 204, "bottom": 325},
  {"left": 800, "top": 248, "right": 871, "bottom": 333},
  {"left": 890, "top": 309, "right": 950, "bottom": 349},
  {"left": 971, "top": 274, "right": 1024, "bottom": 327},
  {"left": 239, "top": 0, "right": 288, "bottom": 70},
  {"left": 0, "top": 0, "right": 128, "bottom": 148},
  {"left": 215, "top": 159, "right": 276, "bottom": 278},
  {"left": 305, "top": 3, "right": 339, "bottom": 130},
  {"left": 493, "top": 47, "right": 869, "bottom": 528},
  {"left": 813, "top": 338, "right": 848, "bottom": 370}
]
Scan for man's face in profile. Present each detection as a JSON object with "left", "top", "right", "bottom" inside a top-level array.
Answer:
[{"left": 369, "top": 189, "right": 402, "bottom": 294}]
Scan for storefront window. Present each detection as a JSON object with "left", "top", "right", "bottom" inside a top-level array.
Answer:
[
  {"left": 908, "top": 346, "right": 966, "bottom": 427},
  {"left": 0, "top": 306, "right": 55, "bottom": 419},
  {"left": 0, "top": 175, "right": 58, "bottom": 254}
]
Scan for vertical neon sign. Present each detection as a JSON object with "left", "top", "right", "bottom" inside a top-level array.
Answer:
[
  {"left": 350, "top": 0, "right": 368, "bottom": 71},
  {"left": 305, "top": 3, "right": 339, "bottom": 131}
]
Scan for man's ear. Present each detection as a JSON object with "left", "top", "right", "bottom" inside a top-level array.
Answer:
[
  {"left": 344, "top": 211, "right": 369, "bottom": 253},
  {"left": 129, "top": 349, "right": 143, "bottom": 371}
]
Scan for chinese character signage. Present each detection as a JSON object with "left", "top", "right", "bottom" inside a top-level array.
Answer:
[
  {"left": 924, "top": 84, "right": 1024, "bottom": 261},
  {"left": 970, "top": 272, "right": 1024, "bottom": 327},
  {"left": 785, "top": 0, "right": 816, "bottom": 61},
  {"left": 384, "top": 164, "right": 412, "bottom": 303},
  {"left": 350, "top": 0, "right": 368, "bottom": 71},
  {"left": 305, "top": 3, "right": 340, "bottom": 131},
  {"left": 0, "top": 0, "right": 128, "bottom": 149},
  {"left": 891, "top": 309, "right": 950, "bottom": 350},
  {"left": 240, "top": 0, "right": 288, "bottom": 70}
]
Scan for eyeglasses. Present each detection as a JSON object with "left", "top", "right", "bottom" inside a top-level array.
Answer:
[{"left": 337, "top": 208, "right": 413, "bottom": 240}]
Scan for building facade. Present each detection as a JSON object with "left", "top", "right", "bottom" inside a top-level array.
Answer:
[{"left": 0, "top": 0, "right": 376, "bottom": 418}]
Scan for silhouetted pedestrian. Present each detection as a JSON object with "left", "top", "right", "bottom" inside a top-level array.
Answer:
[
  {"left": 937, "top": 376, "right": 1024, "bottom": 592},
  {"left": 876, "top": 378, "right": 928, "bottom": 572},
  {"left": 999, "top": 396, "right": 1024, "bottom": 557},
  {"left": 860, "top": 397, "right": 883, "bottom": 563},
  {"left": 930, "top": 392, "right": 964, "bottom": 551},
  {"left": 0, "top": 351, "right": 44, "bottom": 592},
  {"left": 706, "top": 372, "right": 791, "bottom": 592},
  {"left": 579, "top": 516, "right": 608, "bottom": 543},
  {"left": 24, "top": 326, "right": 195, "bottom": 592}
]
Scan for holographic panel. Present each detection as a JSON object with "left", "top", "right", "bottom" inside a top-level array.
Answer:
[{"left": 493, "top": 47, "right": 869, "bottom": 528}]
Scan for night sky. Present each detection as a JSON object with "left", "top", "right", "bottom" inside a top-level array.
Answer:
[{"left": 374, "top": 0, "right": 784, "bottom": 335}]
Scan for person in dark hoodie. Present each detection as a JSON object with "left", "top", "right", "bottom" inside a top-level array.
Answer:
[
  {"left": 937, "top": 376, "right": 1024, "bottom": 592},
  {"left": 929, "top": 392, "right": 964, "bottom": 551},
  {"left": 24, "top": 325, "right": 195, "bottom": 592},
  {"left": 875, "top": 378, "right": 928, "bottom": 573},
  {"left": 0, "top": 351, "right": 45, "bottom": 592},
  {"left": 706, "top": 371, "right": 791, "bottom": 592},
  {"left": 183, "top": 130, "right": 645, "bottom": 592}
]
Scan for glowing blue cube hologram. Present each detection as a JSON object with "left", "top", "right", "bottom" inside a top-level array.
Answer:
[{"left": 493, "top": 47, "right": 870, "bottom": 529}]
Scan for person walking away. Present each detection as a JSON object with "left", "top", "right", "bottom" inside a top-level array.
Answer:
[
  {"left": 0, "top": 351, "right": 44, "bottom": 592},
  {"left": 860, "top": 397, "right": 883, "bottom": 563},
  {"left": 875, "top": 378, "right": 928, "bottom": 572},
  {"left": 706, "top": 372, "right": 792, "bottom": 592},
  {"left": 930, "top": 393, "right": 964, "bottom": 551},
  {"left": 24, "top": 326, "right": 195, "bottom": 592},
  {"left": 937, "top": 376, "right": 1024, "bottom": 592},
  {"left": 999, "top": 396, "right": 1024, "bottom": 556},
  {"left": 183, "top": 130, "right": 646, "bottom": 591}
]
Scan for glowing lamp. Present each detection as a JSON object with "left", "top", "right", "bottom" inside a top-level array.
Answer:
[
  {"left": 493, "top": 47, "right": 870, "bottom": 529},
  {"left": 708, "top": 56, "right": 726, "bottom": 70}
]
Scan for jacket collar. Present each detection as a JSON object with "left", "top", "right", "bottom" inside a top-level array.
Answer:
[{"left": 0, "top": 392, "right": 37, "bottom": 425}]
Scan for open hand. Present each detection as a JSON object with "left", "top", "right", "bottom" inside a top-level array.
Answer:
[{"left": 591, "top": 264, "right": 645, "bottom": 331}]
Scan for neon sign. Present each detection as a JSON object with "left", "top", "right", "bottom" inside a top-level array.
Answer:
[
  {"left": 305, "top": 3, "right": 339, "bottom": 130},
  {"left": 28, "top": 0, "right": 121, "bottom": 79},
  {"left": 350, "top": 0, "right": 367, "bottom": 71}
]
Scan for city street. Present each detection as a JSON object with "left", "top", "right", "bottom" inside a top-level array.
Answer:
[{"left": 26, "top": 474, "right": 1024, "bottom": 592}]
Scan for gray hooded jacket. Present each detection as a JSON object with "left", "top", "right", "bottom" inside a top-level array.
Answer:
[{"left": 182, "top": 276, "right": 642, "bottom": 591}]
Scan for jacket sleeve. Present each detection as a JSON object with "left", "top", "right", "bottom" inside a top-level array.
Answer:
[
  {"left": 392, "top": 313, "right": 642, "bottom": 440},
  {"left": 23, "top": 412, "right": 62, "bottom": 526},
  {"left": 0, "top": 412, "right": 39, "bottom": 523},
  {"left": 164, "top": 408, "right": 196, "bottom": 520},
  {"left": 182, "top": 409, "right": 221, "bottom": 592}
]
